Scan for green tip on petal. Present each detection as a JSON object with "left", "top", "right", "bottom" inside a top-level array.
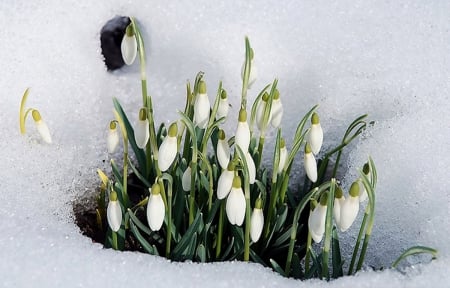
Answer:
[
  {"left": 220, "top": 89, "right": 227, "bottom": 99},
  {"left": 255, "top": 197, "right": 263, "bottom": 209},
  {"left": 227, "top": 161, "right": 236, "bottom": 171},
  {"left": 199, "top": 80, "right": 207, "bottom": 94},
  {"left": 151, "top": 183, "right": 161, "bottom": 195},
  {"left": 273, "top": 89, "right": 280, "bottom": 100},
  {"left": 238, "top": 108, "right": 247, "bottom": 122},
  {"left": 168, "top": 122, "right": 178, "bottom": 137},
  {"left": 310, "top": 199, "right": 318, "bottom": 210},
  {"left": 319, "top": 192, "right": 328, "bottom": 206},
  {"left": 349, "top": 181, "right": 360, "bottom": 197},
  {"left": 31, "top": 110, "right": 42, "bottom": 122},
  {"left": 335, "top": 186, "right": 343, "bottom": 199},
  {"left": 232, "top": 175, "right": 242, "bottom": 188},
  {"left": 218, "top": 129, "right": 226, "bottom": 140},
  {"left": 280, "top": 138, "right": 286, "bottom": 148},
  {"left": 110, "top": 190, "right": 118, "bottom": 201},
  {"left": 305, "top": 142, "right": 312, "bottom": 154},
  {"left": 363, "top": 162, "right": 370, "bottom": 174},
  {"left": 262, "top": 92, "right": 269, "bottom": 102},
  {"left": 125, "top": 23, "right": 135, "bottom": 37},
  {"left": 109, "top": 121, "right": 117, "bottom": 130},
  {"left": 139, "top": 107, "right": 147, "bottom": 121},
  {"left": 311, "top": 112, "right": 320, "bottom": 124}
]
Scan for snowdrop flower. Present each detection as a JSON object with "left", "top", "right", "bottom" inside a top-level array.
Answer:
[
  {"left": 216, "top": 89, "right": 229, "bottom": 122},
  {"left": 359, "top": 162, "right": 370, "bottom": 202},
  {"left": 304, "top": 143, "right": 317, "bottom": 183},
  {"left": 31, "top": 110, "right": 52, "bottom": 144},
  {"left": 241, "top": 48, "right": 257, "bottom": 88},
  {"left": 339, "top": 181, "right": 360, "bottom": 232},
  {"left": 121, "top": 24, "right": 137, "bottom": 65},
  {"left": 308, "top": 194, "right": 328, "bottom": 243},
  {"left": 333, "top": 186, "right": 345, "bottom": 228},
  {"left": 135, "top": 108, "right": 149, "bottom": 149},
  {"left": 250, "top": 197, "right": 264, "bottom": 242},
  {"left": 158, "top": 122, "right": 178, "bottom": 172},
  {"left": 255, "top": 92, "right": 270, "bottom": 131},
  {"left": 226, "top": 175, "right": 246, "bottom": 226},
  {"left": 193, "top": 80, "right": 210, "bottom": 129},
  {"left": 147, "top": 183, "right": 165, "bottom": 231},
  {"left": 107, "top": 120, "right": 119, "bottom": 153},
  {"left": 277, "top": 138, "right": 287, "bottom": 174},
  {"left": 245, "top": 152, "right": 256, "bottom": 184},
  {"left": 235, "top": 108, "right": 250, "bottom": 152},
  {"left": 309, "top": 112, "right": 323, "bottom": 155},
  {"left": 216, "top": 129, "right": 230, "bottom": 169},
  {"left": 182, "top": 165, "right": 191, "bottom": 192},
  {"left": 217, "top": 162, "right": 235, "bottom": 200},
  {"left": 107, "top": 190, "right": 122, "bottom": 232},
  {"left": 271, "top": 90, "right": 283, "bottom": 128}
]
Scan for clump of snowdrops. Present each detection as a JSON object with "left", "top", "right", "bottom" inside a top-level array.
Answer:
[{"left": 19, "top": 17, "right": 437, "bottom": 280}]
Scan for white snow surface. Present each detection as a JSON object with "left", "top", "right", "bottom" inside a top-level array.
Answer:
[{"left": 1, "top": 1, "right": 449, "bottom": 287}]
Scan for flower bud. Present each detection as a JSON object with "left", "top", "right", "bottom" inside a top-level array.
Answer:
[
  {"left": 250, "top": 197, "right": 264, "bottom": 242},
  {"left": 339, "top": 182, "right": 360, "bottom": 232},
  {"left": 146, "top": 183, "right": 165, "bottom": 231},
  {"left": 193, "top": 80, "right": 210, "bottom": 129},
  {"left": 217, "top": 162, "right": 235, "bottom": 199},
  {"left": 182, "top": 166, "right": 192, "bottom": 191},
  {"left": 216, "top": 129, "right": 230, "bottom": 169},
  {"left": 107, "top": 121, "right": 119, "bottom": 153},
  {"left": 216, "top": 89, "right": 229, "bottom": 121},
  {"left": 308, "top": 194, "right": 327, "bottom": 243},
  {"left": 135, "top": 108, "right": 149, "bottom": 149},
  {"left": 270, "top": 90, "right": 283, "bottom": 128},
  {"left": 235, "top": 108, "right": 250, "bottom": 152},
  {"left": 107, "top": 190, "right": 122, "bottom": 232},
  {"left": 278, "top": 138, "right": 287, "bottom": 174},
  {"left": 333, "top": 186, "right": 345, "bottom": 228},
  {"left": 226, "top": 176, "right": 246, "bottom": 226},
  {"left": 255, "top": 92, "right": 270, "bottom": 131},
  {"left": 309, "top": 113, "right": 323, "bottom": 155},
  {"left": 121, "top": 24, "right": 137, "bottom": 65},
  {"left": 32, "top": 110, "right": 52, "bottom": 144},
  {"left": 304, "top": 143, "right": 317, "bottom": 183},
  {"left": 158, "top": 123, "right": 178, "bottom": 171}
]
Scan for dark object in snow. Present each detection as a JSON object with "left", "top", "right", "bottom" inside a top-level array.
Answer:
[{"left": 100, "top": 16, "right": 131, "bottom": 71}]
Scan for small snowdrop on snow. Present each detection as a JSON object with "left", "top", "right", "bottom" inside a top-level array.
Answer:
[
  {"left": 134, "top": 108, "right": 150, "bottom": 149},
  {"left": 107, "top": 190, "right": 122, "bottom": 232},
  {"left": 121, "top": 23, "right": 137, "bottom": 65},
  {"left": 107, "top": 121, "right": 119, "bottom": 153}
]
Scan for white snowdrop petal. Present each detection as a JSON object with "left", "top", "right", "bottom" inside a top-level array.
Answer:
[
  {"left": 107, "top": 128, "right": 119, "bottom": 153},
  {"left": 107, "top": 201, "right": 122, "bottom": 232},
  {"left": 36, "top": 120, "right": 52, "bottom": 144},
  {"left": 250, "top": 208, "right": 264, "bottom": 242},
  {"left": 217, "top": 170, "right": 234, "bottom": 199},
  {"left": 333, "top": 196, "right": 345, "bottom": 228},
  {"left": 194, "top": 93, "right": 210, "bottom": 129},
  {"left": 255, "top": 100, "right": 267, "bottom": 131},
  {"left": 217, "top": 139, "right": 230, "bottom": 170},
  {"left": 135, "top": 119, "right": 150, "bottom": 149},
  {"left": 216, "top": 98, "right": 229, "bottom": 121},
  {"left": 309, "top": 123, "right": 323, "bottom": 155},
  {"left": 245, "top": 152, "right": 256, "bottom": 184},
  {"left": 308, "top": 204, "right": 327, "bottom": 243},
  {"left": 147, "top": 193, "right": 165, "bottom": 231},
  {"left": 158, "top": 136, "right": 178, "bottom": 172},
  {"left": 304, "top": 152, "right": 318, "bottom": 183},
  {"left": 235, "top": 121, "right": 250, "bottom": 152},
  {"left": 278, "top": 146, "right": 287, "bottom": 174},
  {"left": 121, "top": 34, "right": 137, "bottom": 65},
  {"left": 339, "top": 196, "right": 360, "bottom": 232},
  {"left": 182, "top": 167, "right": 191, "bottom": 192},
  {"left": 226, "top": 187, "right": 246, "bottom": 226},
  {"left": 271, "top": 99, "right": 283, "bottom": 128}
]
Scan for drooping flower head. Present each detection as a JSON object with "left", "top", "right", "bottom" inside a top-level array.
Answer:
[
  {"left": 226, "top": 175, "right": 246, "bottom": 226},
  {"left": 235, "top": 108, "right": 250, "bottom": 152},
  {"left": 278, "top": 138, "right": 287, "bottom": 174},
  {"left": 107, "top": 120, "right": 119, "bottom": 153},
  {"left": 32, "top": 110, "right": 52, "bottom": 144},
  {"left": 339, "top": 181, "right": 360, "bottom": 232},
  {"left": 217, "top": 161, "right": 235, "bottom": 200},
  {"left": 193, "top": 80, "right": 210, "bottom": 129},
  {"left": 250, "top": 197, "right": 264, "bottom": 242},
  {"left": 216, "top": 89, "right": 229, "bottom": 122},
  {"left": 146, "top": 183, "right": 165, "bottom": 231},
  {"left": 304, "top": 143, "right": 317, "bottom": 183},
  {"left": 158, "top": 122, "right": 178, "bottom": 172},
  {"left": 255, "top": 92, "right": 270, "bottom": 131},
  {"left": 333, "top": 186, "right": 345, "bottom": 228},
  {"left": 309, "top": 112, "right": 323, "bottom": 155},
  {"left": 107, "top": 190, "right": 122, "bottom": 232},
  {"left": 270, "top": 89, "right": 283, "bottom": 128},
  {"left": 308, "top": 193, "right": 328, "bottom": 243},
  {"left": 121, "top": 23, "right": 137, "bottom": 65},
  {"left": 135, "top": 107, "right": 149, "bottom": 149},
  {"left": 182, "top": 165, "right": 192, "bottom": 192},
  {"left": 216, "top": 129, "right": 230, "bottom": 169}
]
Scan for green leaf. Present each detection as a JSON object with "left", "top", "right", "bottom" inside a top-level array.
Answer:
[
  {"left": 110, "top": 160, "right": 123, "bottom": 184},
  {"left": 129, "top": 219, "right": 158, "bottom": 255},
  {"left": 392, "top": 246, "right": 438, "bottom": 269},
  {"left": 171, "top": 211, "right": 203, "bottom": 260},
  {"left": 197, "top": 244, "right": 207, "bottom": 263},
  {"left": 270, "top": 258, "right": 286, "bottom": 277},
  {"left": 291, "top": 253, "right": 303, "bottom": 279}
]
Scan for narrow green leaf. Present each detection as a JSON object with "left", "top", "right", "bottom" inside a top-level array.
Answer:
[
  {"left": 270, "top": 259, "right": 286, "bottom": 277},
  {"left": 171, "top": 211, "right": 202, "bottom": 259},
  {"left": 129, "top": 219, "right": 158, "bottom": 255},
  {"left": 392, "top": 246, "right": 438, "bottom": 269}
]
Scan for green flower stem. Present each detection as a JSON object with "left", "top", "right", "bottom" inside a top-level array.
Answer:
[
  {"left": 112, "top": 231, "right": 118, "bottom": 250},
  {"left": 216, "top": 201, "right": 225, "bottom": 259},
  {"left": 322, "top": 179, "right": 336, "bottom": 280},
  {"left": 347, "top": 207, "right": 368, "bottom": 275},
  {"left": 199, "top": 153, "right": 214, "bottom": 212},
  {"left": 165, "top": 178, "right": 173, "bottom": 258},
  {"left": 305, "top": 232, "right": 313, "bottom": 276}
]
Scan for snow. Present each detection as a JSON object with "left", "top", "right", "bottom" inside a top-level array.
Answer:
[{"left": 1, "top": 0, "right": 449, "bottom": 287}]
